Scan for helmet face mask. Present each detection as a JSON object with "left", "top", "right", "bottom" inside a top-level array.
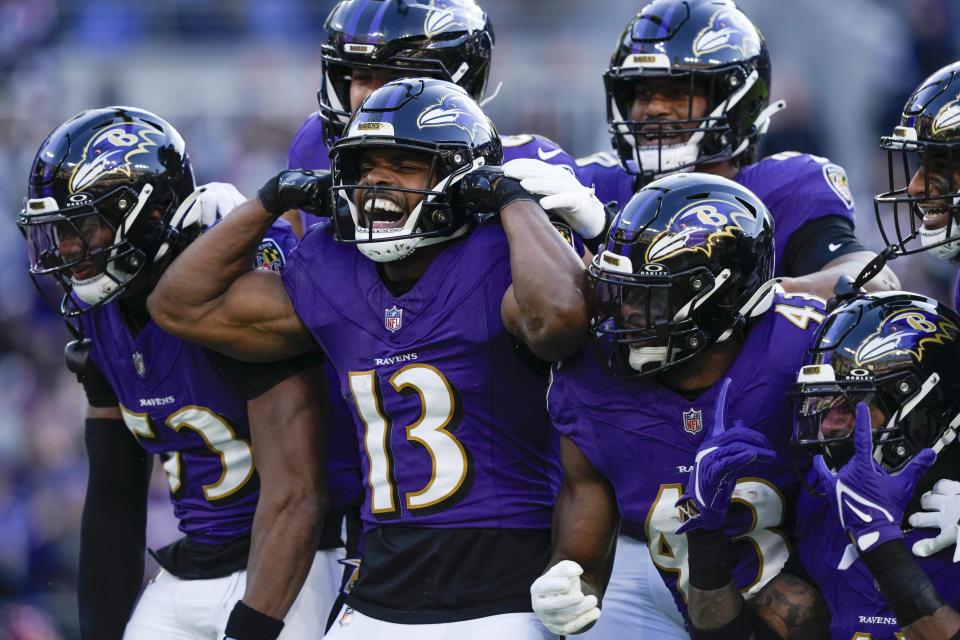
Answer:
[
  {"left": 790, "top": 292, "right": 960, "bottom": 473},
  {"left": 329, "top": 77, "right": 501, "bottom": 263},
  {"left": 17, "top": 106, "right": 196, "bottom": 317},
  {"left": 605, "top": 0, "right": 773, "bottom": 183},
  {"left": 876, "top": 125, "right": 960, "bottom": 260},
  {"left": 319, "top": 0, "right": 494, "bottom": 147},
  {"left": 589, "top": 172, "right": 775, "bottom": 377}
]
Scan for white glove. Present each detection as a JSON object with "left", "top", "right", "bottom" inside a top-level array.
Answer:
[
  {"left": 503, "top": 158, "right": 606, "bottom": 239},
  {"left": 530, "top": 560, "right": 601, "bottom": 635},
  {"left": 195, "top": 182, "right": 246, "bottom": 227},
  {"left": 908, "top": 478, "right": 960, "bottom": 561}
]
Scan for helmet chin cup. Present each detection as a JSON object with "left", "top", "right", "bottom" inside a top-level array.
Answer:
[
  {"left": 628, "top": 345, "right": 669, "bottom": 371},
  {"left": 919, "top": 223, "right": 960, "bottom": 260},
  {"left": 71, "top": 263, "right": 132, "bottom": 306}
]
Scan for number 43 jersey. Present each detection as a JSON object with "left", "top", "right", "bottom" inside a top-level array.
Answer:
[
  {"left": 281, "top": 219, "right": 561, "bottom": 531},
  {"left": 548, "top": 290, "right": 826, "bottom": 619}
]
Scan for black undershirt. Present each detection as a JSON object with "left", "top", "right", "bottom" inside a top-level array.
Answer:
[
  {"left": 345, "top": 526, "right": 552, "bottom": 624},
  {"left": 781, "top": 215, "right": 866, "bottom": 277}
]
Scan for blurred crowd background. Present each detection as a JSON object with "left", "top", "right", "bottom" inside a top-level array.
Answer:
[{"left": 0, "top": 0, "right": 957, "bottom": 637}]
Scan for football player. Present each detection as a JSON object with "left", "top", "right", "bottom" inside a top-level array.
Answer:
[
  {"left": 287, "top": 0, "right": 606, "bottom": 248},
  {"left": 17, "top": 107, "right": 333, "bottom": 640},
  {"left": 875, "top": 60, "right": 960, "bottom": 316},
  {"left": 146, "top": 78, "right": 590, "bottom": 638},
  {"left": 292, "top": 1, "right": 607, "bottom": 606},
  {"left": 534, "top": 173, "right": 831, "bottom": 639},
  {"left": 790, "top": 291, "right": 960, "bottom": 638},
  {"left": 575, "top": 3, "right": 896, "bottom": 636}
]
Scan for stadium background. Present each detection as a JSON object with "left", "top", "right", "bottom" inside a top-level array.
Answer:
[{"left": 0, "top": 0, "right": 956, "bottom": 636}]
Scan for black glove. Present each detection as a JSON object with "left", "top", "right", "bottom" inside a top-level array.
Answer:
[
  {"left": 257, "top": 169, "right": 332, "bottom": 218},
  {"left": 450, "top": 165, "right": 538, "bottom": 215}
]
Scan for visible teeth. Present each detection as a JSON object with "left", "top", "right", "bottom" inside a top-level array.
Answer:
[{"left": 363, "top": 198, "right": 402, "bottom": 215}]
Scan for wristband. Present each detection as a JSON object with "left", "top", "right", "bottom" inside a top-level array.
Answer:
[
  {"left": 861, "top": 539, "right": 945, "bottom": 626},
  {"left": 223, "top": 601, "right": 284, "bottom": 640},
  {"left": 493, "top": 176, "right": 537, "bottom": 210},
  {"left": 686, "top": 527, "right": 734, "bottom": 591}
]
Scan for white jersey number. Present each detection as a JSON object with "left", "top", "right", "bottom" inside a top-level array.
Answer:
[
  {"left": 121, "top": 405, "right": 255, "bottom": 502},
  {"left": 350, "top": 364, "right": 471, "bottom": 517},
  {"left": 645, "top": 478, "right": 790, "bottom": 601}
]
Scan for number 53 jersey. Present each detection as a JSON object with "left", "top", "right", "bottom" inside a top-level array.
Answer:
[
  {"left": 281, "top": 219, "right": 561, "bottom": 531},
  {"left": 548, "top": 290, "right": 826, "bottom": 619}
]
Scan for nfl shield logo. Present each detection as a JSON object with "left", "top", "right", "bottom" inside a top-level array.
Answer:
[
  {"left": 384, "top": 306, "right": 403, "bottom": 332},
  {"left": 683, "top": 408, "right": 702, "bottom": 434},
  {"left": 132, "top": 352, "right": 146, "bottom": 377}
]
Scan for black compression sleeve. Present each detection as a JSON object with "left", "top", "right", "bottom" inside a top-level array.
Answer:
[
  {"left": 80, "top": 360, "right": 119, "bottom": 408},
  {"left": 782, "top": 215, "right": 868, "bottom": 276},
  {"left": 207, "top": 349, "right": 325, "bottom": 399},
  {"left": 78, "top": 418, "right": 152, "bottom": 640}
]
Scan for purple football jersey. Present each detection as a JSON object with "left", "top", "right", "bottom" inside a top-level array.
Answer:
[
  {"left": 263, "top": 218, "right": 364, "bottom": 510},
  {"left": 81, "top": 309, "right": 259, "bottom": 546},
  {"left": 280, "top": 218, "right": 561, "bottom": 531},
  {"left": 286, "top": 112, "right": 586, "bottom": 230},
  {"left": 577, "top": 151, "right": 857, "bottom": 276},
  {"left": 548, "top": 290, "right": 827, "bottom": 619},
  {"left": 796, "top": 473, "right": 960, "bottom": 639}
]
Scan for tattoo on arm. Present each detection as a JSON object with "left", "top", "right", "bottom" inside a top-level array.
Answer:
[
  {"left": 749, "top": 572, "right": 830, "bottom": 640},
  {"left": 689, "top": 582, "right": 744, "bottom": 631}
]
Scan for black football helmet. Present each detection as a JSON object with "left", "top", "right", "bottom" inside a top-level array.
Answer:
[
  {"left": 589, "top": 172, "right": 775, "bottom": 376},
  {"left": 790, "top": 291, "right": 960, "bottom": 473},
  {"left": 329, "top": 77, "right": 501, "bottom": 262},
  {"left": 875, "top": 61, "right": 960, "bottom": 260},
  {"left": 605, "top": 0, "right": 780, "bottom": 183},
  {"left": 17, "top": 106, "right": 197, "bottom": 317},
  {"left": 319, "top": 0, "right": 495, "bottom": 147}
]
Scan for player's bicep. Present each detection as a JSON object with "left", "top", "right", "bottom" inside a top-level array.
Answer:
[
  {"left": 206, "top": 269, "right": 315, "bottom": 362},
  {"left": 87, "top": 404, "right": 121, "bottom": 420},
  {"left": 246, "top": 363, "right": 327, "bottom": 502}
]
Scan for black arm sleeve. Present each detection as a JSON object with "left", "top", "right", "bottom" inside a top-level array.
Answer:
[
  {"left": 207, "top": 349, "right": 326, "bottom": 400},
  {"left": 78, "top": 418, "right": 152, "bottom": 640},
  {"left": 65, "top": 340, "right": 118, "bottom": 408},
  {"left": 782, "top": 215, "right": 868, "bottom": 277}
]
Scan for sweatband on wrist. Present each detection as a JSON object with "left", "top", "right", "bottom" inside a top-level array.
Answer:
[
  {"left": 494, "top": 177, "right": 537, "bottom": 210},
  {"left": 223, "top": 601, "right": 284, "bottom": 640},
  {"left": 686, "top": 527, "right": 734, "bottom": 591},
  {"left": 861, "top": 539, "right": 945, "bottom": 626}
]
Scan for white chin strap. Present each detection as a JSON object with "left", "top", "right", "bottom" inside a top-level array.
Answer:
[
  {"left": 628, "top": 345, "right": 669, "bottom": 371},
  {"left": 72, "top": 264, "right": 132, "bottom": 306},
  {"left": 919, "top": 222, "right": 960, "bottom": 260},
  {"left": 352, "top": 157, "right": 484, "bottom": 263}
]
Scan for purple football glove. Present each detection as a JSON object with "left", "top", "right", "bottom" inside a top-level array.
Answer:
[
  {"left": 675, "top": 378, "right": 777, "bottom": 534},
  {"left": 813, "top": 401, "right": 936, "bottom": 556}
]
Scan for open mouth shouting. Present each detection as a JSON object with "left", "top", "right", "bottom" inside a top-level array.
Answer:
[
  {"left": 638, "top": 124, "right": 692, "bottom": 147},
  {"left": 361, "top": 193, "right": 409, "bottom": 229}
]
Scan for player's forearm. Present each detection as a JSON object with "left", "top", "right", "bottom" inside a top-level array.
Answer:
[
  {"left": 501, "top": 199, "right": 589, "bottom": 360},
  {"left": 79, "top": 417, "right": 151, "bottom": 639},
  {"left": 242, "top": 489, "right": 325, "bottom": 617},
  {"left": 779, "top": 252, "right": 899, "bottom": 300},
  {"left": 149, "top": 198, "right": 276, "bottom": 326},
  {"left": 862, "top": 539, "right": 954, "bottom": 639},
  {"left": 684, "top": 527, "right": 748, "bottom": 633}
]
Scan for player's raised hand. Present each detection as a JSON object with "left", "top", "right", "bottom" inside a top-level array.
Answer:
[
  {"left": 908, "top": 478, "right": 960, "bottom": 561},
  {"left": 675, "top": 378, "right": 776, "bottom": 534},
  {"left": 813, "top": 402, "right": 936, "bottom": 555},
  {"left": 449, "top": 161, "right": 536, "bottom": 215},
  {"left": 530, "top": 560, "right": 601, "bottom": 635},
  {"left": 502, "top": 158, "right": 606, "bottom": 239},
  {"left": 257, "top": 169, "right": 331, "bottom": 217}
]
